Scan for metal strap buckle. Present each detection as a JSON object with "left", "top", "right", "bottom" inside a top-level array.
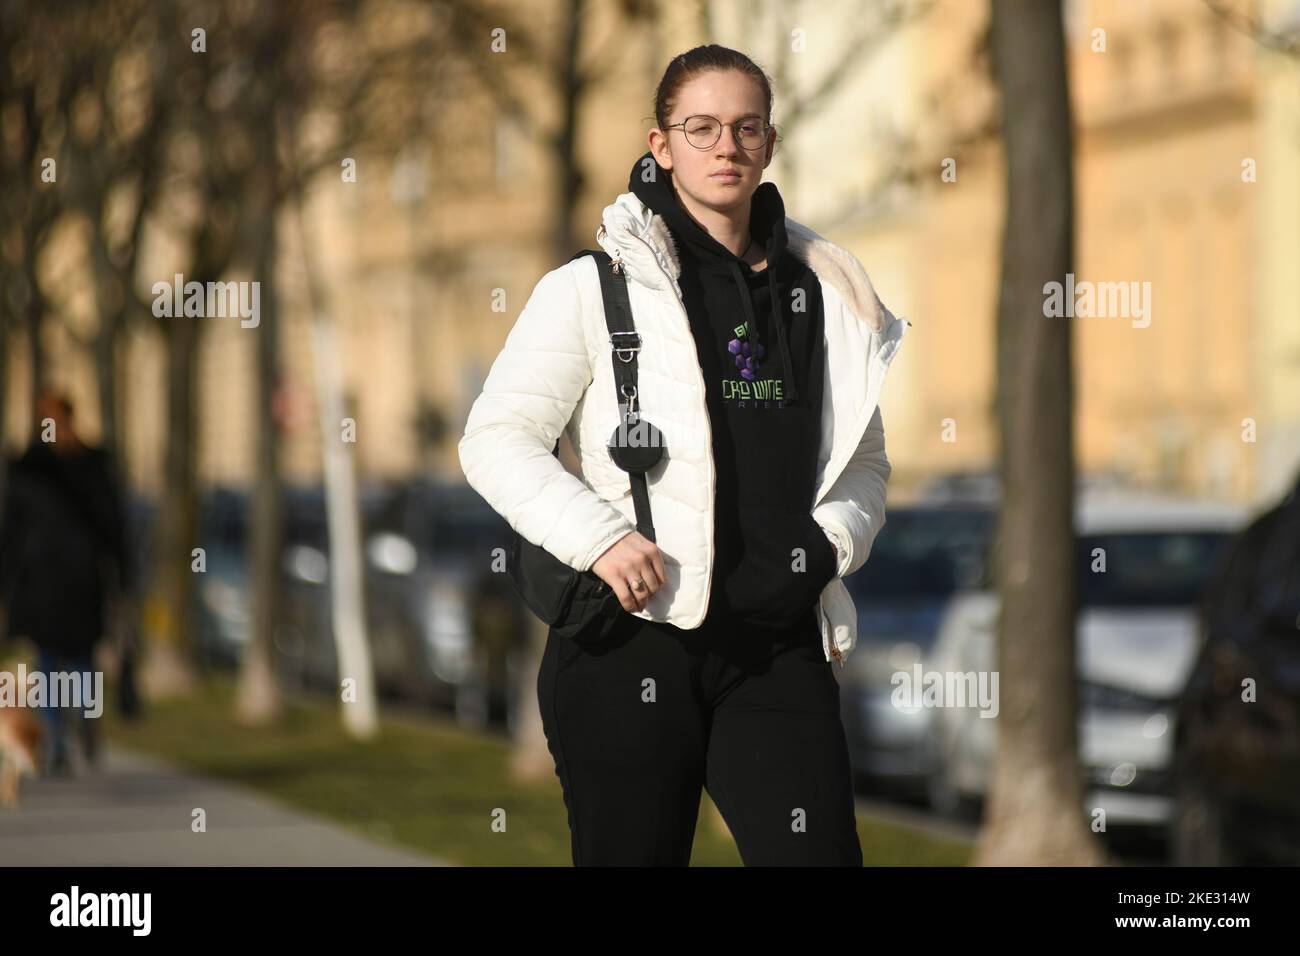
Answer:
[
  {"left": 610, "top": 331, "right": 641, "bottom": 363},
  {"left": 620, "top": 384, "right": 639, "bottom": 423}
]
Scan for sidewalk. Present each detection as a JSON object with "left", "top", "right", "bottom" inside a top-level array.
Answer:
[{"left": 0, "top": 745, "right": 452, "bottom": 866}]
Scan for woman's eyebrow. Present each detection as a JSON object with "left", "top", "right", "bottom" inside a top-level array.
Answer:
[{"left": 691, "top": 112, "right": 762, "bottom": 122}]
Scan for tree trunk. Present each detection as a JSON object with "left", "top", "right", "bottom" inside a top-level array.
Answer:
[
  {"left": 91, "top": 247, "right": 122, "bottom": 457},
  {"left": 509, "top": 612, "right": 553, "bottom": 781},
  {"left": 24, "top": 263, "right": 44, "bottom": 413},
  {"left": 292, "top": 187, "right": 378, "bottom": 739},
  {"left": 311, "top": 324, "right": 378, "bottom": 739},
  {"left": 551, "top": 0, "right": 585, "bottom": 263},
  {"left": 237, "top": 198, "right": 286, "bottom": 727},
  {"left": 0, "top": 308, "right": 8, "bottom": 499},
  {"left": 973, "top": 0, "right": 1109, "bottom": 866},
  {"left": 141, "top": 310, "right": 201, "bottom": 698}
]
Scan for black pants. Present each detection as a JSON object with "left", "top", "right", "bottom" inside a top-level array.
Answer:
[{"left": 538, "top": 606, "right": 863, "bottom": 866}]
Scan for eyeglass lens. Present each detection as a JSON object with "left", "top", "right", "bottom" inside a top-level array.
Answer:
[{"left": 682, "top": 115, "right": 767, "bottom": 149}]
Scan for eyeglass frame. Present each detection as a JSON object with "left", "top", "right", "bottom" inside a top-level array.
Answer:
[{"left": 662, "top": 114, "right": 774, "bottom": 151}]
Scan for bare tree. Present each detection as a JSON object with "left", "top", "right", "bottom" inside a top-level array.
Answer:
[
  {"left": 0, "top": 2, "right": 74, "bottom": 437},
  {"left": 139, "top": 0, "right": 250, "bottom": 696},
  {"left": 231, "top": 0, "right": 555, "bottom": 731},
  {"left": 0, "top": 1, "right": 172, "bottom": 673},
  {"left": 973, "top": 0, "right": 1108, "bottom": 866},
  {"left": 394, "top": 0, "right": 663, "bottom": 776},
  {"left": 736, "top": 0, "right": 938, "bottom": 192}
]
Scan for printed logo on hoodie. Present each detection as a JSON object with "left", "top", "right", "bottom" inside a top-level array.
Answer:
[{"left": 723, "top": 319, "right": 786, "bottom": 405}]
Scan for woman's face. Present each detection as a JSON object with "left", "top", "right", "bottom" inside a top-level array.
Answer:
[{"left": 650, "top": 69, "right": 773, "bottom": 217}]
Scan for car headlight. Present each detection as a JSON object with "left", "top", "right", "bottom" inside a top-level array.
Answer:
[{"left": 367, "top": 533, "right": 418, "bottom": 575}]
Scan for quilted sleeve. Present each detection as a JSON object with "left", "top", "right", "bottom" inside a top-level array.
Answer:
[
  {"left": 458, "top": 261, "right": 636, "bottom": 572},
  {"left": 812, "top": 404, "right": 892, "bottom": 578}
]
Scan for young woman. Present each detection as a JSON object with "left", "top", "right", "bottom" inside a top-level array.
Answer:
[{"left": 459, "top": 45, "right": 909, "bottom": 865}]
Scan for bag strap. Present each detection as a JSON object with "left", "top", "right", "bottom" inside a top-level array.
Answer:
[{"left": 552, "top": 248, "right": 656, "bottom": 544}]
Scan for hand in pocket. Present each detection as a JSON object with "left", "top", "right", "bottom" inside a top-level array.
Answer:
[{"left": 724, "top": 509, "right": 840, "bottom": 629}]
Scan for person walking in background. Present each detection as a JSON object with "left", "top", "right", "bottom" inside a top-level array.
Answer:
[{"left": 0, "top": 389, "right": 133, "bottom": 775}]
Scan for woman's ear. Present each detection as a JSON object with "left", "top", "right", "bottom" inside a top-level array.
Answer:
[{"left": 648, "top": 134, "right": 674, "bottom": 173}]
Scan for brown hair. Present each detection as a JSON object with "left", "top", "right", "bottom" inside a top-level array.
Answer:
[{"left": 652, "top": 44, "right": 781, "bottom": 155}]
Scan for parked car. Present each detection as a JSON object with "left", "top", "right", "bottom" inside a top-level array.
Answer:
[
  {"left": 362, "top": 478, "right": 526, "bottom": 730},
  {"left": 840, "top": 474, "right": 1127, "bottom": 801},
  {"left": 925, "top": 493, "right": 1247, "bottom": 833},
  {"left": 271, "top": 481, "right": 524, "bottom": 726},
  {"left": 122, "top": 481, "right": 531, "bottom": 733},
  {"left": 1170, "top": 474, "right": 1300, "bottom": 864},
  {"left": 194, "top": 485, "right": 372, "bottom": 680},
  {"left": 838, "top": 504, "right": 995, "bottom": 798},
  {"left": 194, "top": 487, "right": 255, "bottom": 670}
]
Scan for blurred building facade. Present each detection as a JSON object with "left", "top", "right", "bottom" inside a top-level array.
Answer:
[
  {"left": 4, "top": 0, "right": 1298, "bottom": 510},
  {"left": 813, "top": 0, "right": 1300, "bottom": 506}
]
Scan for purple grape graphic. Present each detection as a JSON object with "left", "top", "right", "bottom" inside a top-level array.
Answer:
[{"left": 727, "top": 330, "right": 764, "bottom": 382}]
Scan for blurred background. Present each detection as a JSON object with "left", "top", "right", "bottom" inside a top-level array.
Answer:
[{"left": 0, "top": 0, "right": 1298, "bottom": 866}]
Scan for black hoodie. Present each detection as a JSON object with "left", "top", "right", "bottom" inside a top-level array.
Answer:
[{"left": 629, "top": 151, "right": 836, "bottom": 633}]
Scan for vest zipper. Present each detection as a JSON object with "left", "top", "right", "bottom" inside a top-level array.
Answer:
[
  {"left": 626, "top": 230, "right": 718, "bottom": 629},
  {"left": 817, "top": 597, "right": 843, "bottom": 666}
]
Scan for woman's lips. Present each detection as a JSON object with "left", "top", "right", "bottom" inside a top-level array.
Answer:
[{"left": 711, "top": 171, "right": 741, "bottom": 182}]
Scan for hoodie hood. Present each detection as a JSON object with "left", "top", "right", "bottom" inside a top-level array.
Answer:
[
  {"left": 594, "top": 177, "right": 897, "bottom": 342},
  {"left": 627, "top": 150, "right": 802, "bottom": 403}
]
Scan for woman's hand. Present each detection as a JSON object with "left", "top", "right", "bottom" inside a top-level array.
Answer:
[{"left": 591, "top": 531, "right": 667, "bottom": 613}]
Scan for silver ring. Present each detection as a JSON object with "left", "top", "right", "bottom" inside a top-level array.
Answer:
[{"left": 630, "top": 577, "right": 647, "bottom": 592}]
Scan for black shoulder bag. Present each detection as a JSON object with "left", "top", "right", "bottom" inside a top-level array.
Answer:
[{"left": 504, "top": 249, "right": 666, "bottom": 640}]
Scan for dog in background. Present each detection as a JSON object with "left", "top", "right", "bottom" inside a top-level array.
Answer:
[
  {"left": 0, "top": 700, "right": 44, "bottom": 809},
  {"left": 0, "top": 648, "right": 46, "bottom": 809}
]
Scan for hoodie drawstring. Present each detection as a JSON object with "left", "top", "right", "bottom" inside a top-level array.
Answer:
[
  {"left": 767, "top": 258, "right": 799, "bottom": 404},
  {"left": 725, "top": 253, "right": 799, "bottom": 405}
]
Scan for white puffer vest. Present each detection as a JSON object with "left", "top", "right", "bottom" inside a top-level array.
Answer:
[{"left": 458, "top": 190, "right": 910, "bottom": 664}]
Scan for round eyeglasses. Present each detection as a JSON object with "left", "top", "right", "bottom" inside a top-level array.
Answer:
[{"left": 664, "top": 115, "right": 772, "bottom": 151}]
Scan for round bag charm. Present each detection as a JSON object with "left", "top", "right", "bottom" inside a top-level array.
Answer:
[
  {"left": 608, "top": 384, "right": 665, "bottom": 472},
  {"left": 608, "top": 419, "right": 665, "bottom": 472}
]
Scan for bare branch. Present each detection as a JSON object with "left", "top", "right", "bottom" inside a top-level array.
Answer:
[
  {"left": 1202, "top": 0, "right": 1300, "bottom": 58},
  {"left": 783, "top": 0, "right": 939, "bottom": 130}
]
